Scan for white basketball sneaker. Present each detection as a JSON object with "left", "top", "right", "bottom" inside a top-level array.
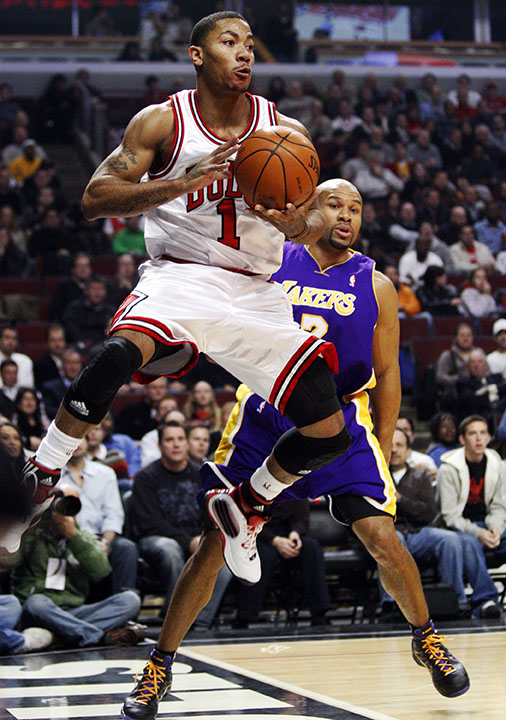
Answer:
[{"left": 205, "top": 487, "right": 268, "bottom": 585}]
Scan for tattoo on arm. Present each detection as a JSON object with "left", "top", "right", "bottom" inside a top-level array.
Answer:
[{"left": 106, "top": 147, "right": 139, "bottom": 173}]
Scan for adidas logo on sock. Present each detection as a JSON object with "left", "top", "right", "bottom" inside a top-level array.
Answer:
[{"left": 69, "top": 400, "right": 89, "bottom": 416}]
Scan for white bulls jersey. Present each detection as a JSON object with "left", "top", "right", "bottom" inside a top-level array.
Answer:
[{"left": 143, "top": 89, "right": 284, "bottom": 275}]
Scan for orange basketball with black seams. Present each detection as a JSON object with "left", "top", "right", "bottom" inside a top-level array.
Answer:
[{"left": 234, "top": 126, "right": 320, "bottom": 210}]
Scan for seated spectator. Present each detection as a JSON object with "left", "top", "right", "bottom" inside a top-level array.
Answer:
[
  {"left": 49, "top": 252, "right": 92, "bottom": 323},
  {"left": 450, "top": 225, "right": 495, "bottom": 275},
  {"left": 0, "top": 593, "right": 55, "bottom": 654},
  {"left": 85, "top": 6, "right": 118, "bottom": 36},
  {"left": 383, "top": 262, "right": 422, "bottom": 317},
  {"left": 60, "top": 435, "right": 138, "bottom": 594},
  {"left": 440, "top": 128, "right": 466, "bottom": 172},
  {"left": 357, "top": 201, "right": 384, "bottom": 253},
  {"left": 331, "top": 98, "right": 362, "bottom": 135},
  {"left": 368, "top": 125, "right": 394, "bottom": 164},
  {"left": 487, "top": 318, "right": 506, "bottom": 378},
  {"left": 494, "top": 231, "right": 506, "bottom": 275},
  {"left": 233, "top": 499, "right": 331, "bottom": 628},
  {"left": 61, "top": 276, "right": 115, "bottom": 348},
  {"left": 407, "top": 129, "right": 442, "bottom": 169},
  {"left": 27, "top": 206, "right": 75, "bottom": 275},
  {"left": 116, "top": 376, "right": 168, "bottom": 440},
  {"left": 0, "top": 83, "right": 21, "bottom": 138},
  {"left": 379, "top": 428, "right": 471, "bottom": 620},
  {"left": 447, "top": 74, "right": 481, "bottom": 108},
  {"left": 139, "top": 397, "right": 182, "bottom": 468},
  {"left": 482, "top": 82, "right": 506, "bottom": 113},
  {"left": 474, "top": 202, "right": 506, "bottom": 256},
  {"left": 341, "top": 139, "right": 370, "bottom": 183},
  {"left": 38, "top": 73, "right": 76, "bottom": 143},
  {"left": 0, "top": 227, "right": 28, "bottom": 277},
  {"left": 277, "top": 81, "right": 313, "bottom": 122},
  {"left": 117, "top": 41, "right": 142, "bottom": 62},
  {"left": 299, "top": 98, "right": 333, "bottom": 144},
  {"left": 13, "top": 387, "right": 48, "bottom": 452},
  {"left": 0, "top": 204, "right": 28, "bottom": 253},
  {"left": 438, "top": 415, "right": 505, "bottom": 618},
  {"left": 396, "top": 416, "right": 437, "bottom": 481},
  {"left": 140, "top": 75, "right": 167, "bottom": 108},
  {"left": 0, "top": 361, "right": 20, "bottom": 413},
  {"left": 41, "top": 348, "right": 82, "bottom": 420},
  {"left": 100, "top": 411, "right": 141, "bottom": 479},
  {"left": 460, "top": 143, "right": 495, "bottom": 187},
  {"left": 187, "top": 424, "right": 211, "bottom": 465},
  {"left": 416, "top": 265, "right": 462, "bottom": 316},
  {"left": 33, "top": 324, "right": 66, "bottom": 392},
  {"left": 112, "top": 215, "right": 145, "bottom": 255},
  {"left": 439, "top": 205, "right": 468, "bottom": 247},
  {"left": 456, "top": 349, "right": 506, "bottom": 426},
  {"left": 129, "top": 421, "right": 231, "bottom": 624},
  {"left": 354, "top": 153, "right": 404, "bottom": 201},
  {"left": 398, "top": 234, "right": 443, "bottom": 288},
  {"left": 461, "top": 185, "right": 486, "bottom": 225},
  {"left": 387, "top": 201, "right": 418, "bottom": 252},
  {"left": 2, "top": 126, "right": 45, "bottom": 167},
  {"left": 0, "top": 326, "right": 34, "bottom": 389},
  {"left": 427, "top": 412, "right": 459, "bottom": 467},
  {"left": 459, "top": 268, "right": 500, "bottom": 319},
  {"left": 385, "top": 141, "right": 411, "bottom": 183},
  {"left": 0, "top": 166, "right": 23, "bottom": 215},
  {"left": 10, "top": 487, "right": 145, "bottom": 648},
  {"left": 106, "top": 253, "right": 138, "bottom": 309},
  {"left": 8, "top": 140, "right": 42, "bottom": 184},
  {"left": 435, "top": 321, "right": 475, "bottom": 391},
  {"left": 184, "top": 380, "right": 221, "bottom": 451},
  {"left": 417, "top": 189, "right": 446, "bottom": 233}
]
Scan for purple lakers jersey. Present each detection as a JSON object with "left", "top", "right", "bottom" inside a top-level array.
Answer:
[{"left": 271, "top": 245, "right": 378, "bottom": 399}]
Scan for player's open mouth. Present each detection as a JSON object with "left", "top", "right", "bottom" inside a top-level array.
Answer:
[{"left": 334, "top": 225, "right": 352, "bottom": 239}]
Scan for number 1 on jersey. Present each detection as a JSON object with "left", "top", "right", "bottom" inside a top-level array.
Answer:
[{"left": 217, "top": 198, "right": 240, "bottom": 249}]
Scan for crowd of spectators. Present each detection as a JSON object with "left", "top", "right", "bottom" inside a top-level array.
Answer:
[{"left": 1, "top": 62, "right": 506, "bottom": 644}]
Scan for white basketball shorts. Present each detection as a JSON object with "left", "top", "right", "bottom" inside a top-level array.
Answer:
[{"left": 109, "top": 258, "right": 337, "bottom": 412}]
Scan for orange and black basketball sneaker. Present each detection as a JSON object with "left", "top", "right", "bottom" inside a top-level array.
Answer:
[
  {"left": 122, "top": 650, "right": 173, "bottom": 720},
  {"left": 412, "top": 620, "right": 470, "bottom": 697}
]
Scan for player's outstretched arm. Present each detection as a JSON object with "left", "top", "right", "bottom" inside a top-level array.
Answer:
[
  {"left": 82, "top": 103, "right": 240, "bottom": 220},
  {"left": 370, "top": 271, "right": 401, "bottom": 466}
]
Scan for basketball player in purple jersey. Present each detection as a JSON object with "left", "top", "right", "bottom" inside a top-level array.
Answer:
[{"left": 120, "top": 179, "right": 469, "bottom": 720}]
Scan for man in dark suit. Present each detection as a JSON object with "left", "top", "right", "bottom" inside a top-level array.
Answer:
[
  {"left": 33, "top": 324, "right": 67, "bottom": 392},
  {"left": 41, "top": 349, "right": 82, "bottom": 420}
]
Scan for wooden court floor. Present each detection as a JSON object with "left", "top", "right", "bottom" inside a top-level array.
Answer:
[
  {"left": 0, "top": 627, "right": 504, "bottom": 719},
  {"left": 184, "top": 629, "right": 506, "bottom": 720}
]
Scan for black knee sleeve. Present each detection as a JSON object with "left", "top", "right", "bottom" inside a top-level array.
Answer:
[
  {"left": 63, "top": 336, "right": 143, "bottom": 424},
  {"left": 273, "top": 425, "right": 351, "bottom": 476},
  {"left": 283, "top": 356, "right": 341, "bottom": 427}
]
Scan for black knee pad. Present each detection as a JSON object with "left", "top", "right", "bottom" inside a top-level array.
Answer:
[
  {"left": 283, "top": 356, "right": 341, "bottom": 427},
  {"left": 273, "top": 425, "right": 351, "bottom": 476},
  {"left": 63, "top": 336, "right": 143, "bottom": 424}
]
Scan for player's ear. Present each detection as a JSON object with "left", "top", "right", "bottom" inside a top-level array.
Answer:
[{"left": 189, "top": 45, "right": 204, "bottom": 68}]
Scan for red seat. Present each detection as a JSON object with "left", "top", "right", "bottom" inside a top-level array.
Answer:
[
  {"left": 44, "top": 277, "right": 62, "bottom": 298},
  {"left": 479, "top": 317, "right": 496, "bottom": 336},
  {"left": 0, "top": 278, "right": 41, "bottom": 296},
  {"left": 474, "top": 336, "right": 496, "bottom": 354},
  {"left": 111, "top": 392, "right": 142, "bottom": 415},
  {"left": 432, "top": 316, "right": 471, "bottom": 337},
  {"left": 23, "top": 343, "right": 48, "bottom": 362},
  {"left": 38, "top": 299, "right": 50, "bottom": 321},
  {"left": 399, "top": 316, "right": 431, "bottom": 343},
  {"left": 411, "top": 336, "right": 453, "bottom": 377},
  {"left": 490, "top": 275, "right": 506, "bottom": 293},
  {"left": 91, "top": 256, "right": 118, "bottom": 276},
  {"left": 16, "top": 322, "right": 51, "bottom": 345}
]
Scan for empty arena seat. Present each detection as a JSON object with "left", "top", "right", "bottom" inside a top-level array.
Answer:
[
  {"left": 23, "top": 343, "right": 48, "bottom": 362},
  {"left": 399, "top": 316, "right": 432, "bottom": 343},
  {"left": 16, "top": 322, "right": 51, "bottom": 345},
  {"left": 0, "top": 278, "right": 41, "bottom": 296},
  {"left": 432, "top": 316, "right": 469, "bottom": 337}
]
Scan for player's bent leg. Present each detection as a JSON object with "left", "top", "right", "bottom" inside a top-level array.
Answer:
[
  {"left": 206, "top": 357, "right": 351, "bottom": 584},
  {"left": 353, "top": 515, "right": 469, "bottom": 697},
  {"left": 122, "top": 529, "right": 224, "bottom": 720}
]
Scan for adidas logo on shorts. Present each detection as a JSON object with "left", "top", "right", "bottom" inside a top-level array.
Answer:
[{"left": 69, "top": 400, "right": 89, "bottom": 417}]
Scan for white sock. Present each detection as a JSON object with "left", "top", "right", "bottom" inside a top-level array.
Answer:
[
  {"left": 34, "top": 422, "right": 83, "bottom": 471},
  {"left": 249, "top": 459, "right": 289, "bottom": 501}
]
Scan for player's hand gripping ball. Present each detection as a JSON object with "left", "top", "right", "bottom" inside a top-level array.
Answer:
[{"left": 234, "top": 126, "right": 320, "bottom": 210}]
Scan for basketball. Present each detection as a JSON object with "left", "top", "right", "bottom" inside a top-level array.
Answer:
[{"left": 234, "top": 126, "right": 320, "bottom": 210}]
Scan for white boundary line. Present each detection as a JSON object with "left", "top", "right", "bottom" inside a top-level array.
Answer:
[{"left": 180, "top": 647, "right": 400, "bottom": 720}]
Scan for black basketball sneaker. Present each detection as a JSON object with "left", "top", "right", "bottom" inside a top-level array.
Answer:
[{"left": 412, "top": 620, "right": 470, "bottom": 697}]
